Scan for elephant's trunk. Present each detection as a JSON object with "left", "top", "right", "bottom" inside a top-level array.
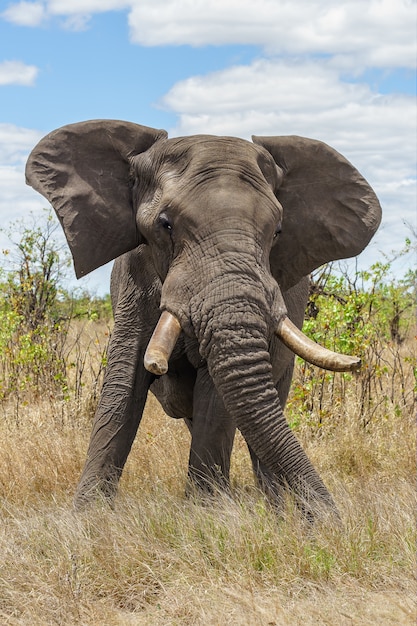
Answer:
[{"left": 201, "top": 318, "right": 336, "bottom": 513}]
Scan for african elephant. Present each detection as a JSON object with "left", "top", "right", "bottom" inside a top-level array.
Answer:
[{"left": 26, "top": 120, "right": 381, "bottom": 517}]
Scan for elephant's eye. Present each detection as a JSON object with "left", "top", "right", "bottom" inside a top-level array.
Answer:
[
  {"left": 273, "top": 222, "right": 282, "bottom": 239},
  {"left": 159, "top": 213, "right": 173, "bottom": 232}
]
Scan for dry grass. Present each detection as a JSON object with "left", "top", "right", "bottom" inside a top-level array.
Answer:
[{"left": 0, "top": 331, "right": 415, "bottom": 625}]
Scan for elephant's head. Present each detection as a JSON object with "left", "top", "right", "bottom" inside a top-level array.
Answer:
[{"left": 26, "top": 120, "right": 381, "bottom": 507}]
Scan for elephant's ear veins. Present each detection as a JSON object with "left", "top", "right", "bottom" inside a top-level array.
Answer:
[
  {"left": 26, "top": 119, "right": 167, "bottom": 277},
  {"left": 252, "top": 135, "right": 382, "bottom": 291}
]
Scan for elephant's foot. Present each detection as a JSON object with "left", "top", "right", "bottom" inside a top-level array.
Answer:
[
  {"left": 73, "top": 471, "right": 120, "bottom": 510},
  {"left": 185, "top": 464, "right": 232, "bottom": 502}
]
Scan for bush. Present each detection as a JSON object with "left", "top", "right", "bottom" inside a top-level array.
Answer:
[
  {"left": 0, "top": 211, "right": 69, "bottom": 402},
  {"left": 288, "top": 256, "right": 416, "bottom": 430},
  {"left": 0, "top": 211, "right": 110, "bottom": 412}
]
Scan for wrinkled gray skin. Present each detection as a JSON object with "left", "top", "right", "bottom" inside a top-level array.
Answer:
[{"left": 25, "top": 121, "right": 381, "bottom": 518}]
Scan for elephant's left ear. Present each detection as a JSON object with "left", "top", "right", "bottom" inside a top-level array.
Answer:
[
  {"left": 26, "top": 119, "right": 168, "bottom": 278},
  {"left": 252, "top": 135, "right": 382, "bottom": 291}
]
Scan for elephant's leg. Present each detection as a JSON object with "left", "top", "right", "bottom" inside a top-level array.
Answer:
[
  {"left": 74, "top": 249, "right": 161, "bottom": 508},
  {"left": 186, "top": 366, "right": 236, "bottom": 494},
  {"left": 74, "top": 335, "right": 153, "bottom": 508}
]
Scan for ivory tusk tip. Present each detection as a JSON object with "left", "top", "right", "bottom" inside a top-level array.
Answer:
[
  {"left": 276, "top": 317, "right": 363, "bottom": 373},
  {"left": 144, "top": 310, "right": 182, "bottom": 376},
  {"left": 345, "top": 357, "right": 361, "bottom": 372},
  {"left": 144, "top": 351, "right": 169, "bottom": 376},
  {"left": 329, "top": 355, "right": 361, "bottom": 372}
]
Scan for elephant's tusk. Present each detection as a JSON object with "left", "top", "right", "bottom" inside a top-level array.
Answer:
[
  {"left": 276, "top": 317, "right": 361, "bottom": 372},
  {"left": 144, "top": 311, "right": 182, "bottom": 375}
]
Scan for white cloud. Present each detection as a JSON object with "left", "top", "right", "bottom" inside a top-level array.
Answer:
[
  {"left": 0, "top": 123, "right": 44, "bottom": 245},
  {"left": 0, "top": 123, "right": 42, "bottom": 164},
  {"left": 2, "top": 0, "right": 130, "bottom": 24},
  {"left": 1, "top": 1, "right": 46, "bottom": 27},
  {"left": 0, "top": 124, "right": 59, "bottom": 281},
  {"left": 0, "top": 60, "right": 39, "bottom": 86},
  {"left": 47, "top": 0, "right": 129, "bottom": 12},
  {"left": 49, "top": 0, "right": 130, "bottom": 29},
  {"left": 2, "top": 0, "right": 130, "bottom": 31},
  {"left": 0, "top": 165, "right": 45, "bottom": 221},
  {"left": 2, "top": 1, "right": 415, "bottom": 68},
  {"left": 128, "top": 0, "right": 416, "bottom": 69},
  {"left": 161, "top": 59, "right": 414, "bottom": 154}
]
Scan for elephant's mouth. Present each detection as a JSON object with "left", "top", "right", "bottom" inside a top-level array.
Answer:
[{"left": 143, "top": 310, "right": 361, "bottom": 376}]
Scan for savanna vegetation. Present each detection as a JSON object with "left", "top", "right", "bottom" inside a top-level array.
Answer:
[{"left": 0, "top": 212, "right": 415, "bottom": 625}]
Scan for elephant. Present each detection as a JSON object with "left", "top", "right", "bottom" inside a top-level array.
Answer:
[{"left": 25, "top": 120, "right": 381, "bottom": 518}]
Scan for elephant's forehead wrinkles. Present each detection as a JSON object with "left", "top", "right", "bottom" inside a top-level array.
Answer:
[
  {"left": 161, "top": 136, "right": 265, "bottom": 172},
  {"left": 164, "top": 134, "right": 253, "bottom": 154},
  {"left": 163, "top": 158, "right": 258, "bottom": 183},
  {"left": 154, "top": 139, "right": 280, "bottom": 199},
  {"left": 162, "top": 162, "right": 275, "bottom": 202}
]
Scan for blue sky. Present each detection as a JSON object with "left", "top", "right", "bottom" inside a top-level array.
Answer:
[{"left": 0, "top": 1, "right": 416, "bottom": 294}]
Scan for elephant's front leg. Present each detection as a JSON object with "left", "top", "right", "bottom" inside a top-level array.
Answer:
[
  {"left": 74, "top": 330, "right": 153, "bottom": 508},
  {"left": 186, "top": 366, "right": 236, "bottom": 494}
]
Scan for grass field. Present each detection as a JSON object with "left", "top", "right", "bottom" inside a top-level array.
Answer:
[{"left": 0, "top": 322, "right": 415, "bottom": 625}]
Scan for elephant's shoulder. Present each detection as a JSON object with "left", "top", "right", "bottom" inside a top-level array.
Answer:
[
  {"left": 111, "top": 245, "right": 161, "bottom": 310},
  {"left": 281, "top": 276, "right": 310, "bottom": 329}
]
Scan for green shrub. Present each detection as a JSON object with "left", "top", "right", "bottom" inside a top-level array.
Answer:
[
  {"left": 0, "top": 212, "right": 69, "bottom": 402},
  {"left": 288, "top": 255, "right": 416, "bottom": 430}
]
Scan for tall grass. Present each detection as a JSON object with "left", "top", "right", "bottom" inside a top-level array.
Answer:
[{"left": 0, "top": 332, "right": 415, "bottom": 625}]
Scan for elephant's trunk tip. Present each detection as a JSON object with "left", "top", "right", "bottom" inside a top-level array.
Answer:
[{"left": 144, "top": 310, "right": 182, "bottom": 375}]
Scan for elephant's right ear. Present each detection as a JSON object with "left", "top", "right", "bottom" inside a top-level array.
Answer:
[
  {"left": 253, "top": 135, "right": 382, "bottom": 291},
  {"left": 26, "top": 119, "right": 168, "bottom": 278}
]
